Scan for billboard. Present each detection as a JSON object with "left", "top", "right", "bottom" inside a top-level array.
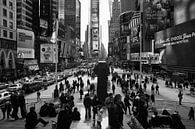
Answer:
[
  {"left": 17, "top": 29, "right": 35, "bottom": 58},
  {"left": 155, "top": 19, "right": 195, "bottom": 68},
  {"left": 174, "top": 0, "right": 195, "bottom": 25},
  {"left": 92, "top": 28, "right": 99, "bottom": 41},
  {"left": 40, "top": 44, "right": 58, "bottom": 63},
  {"left": 143, "top": 0, "right": 174, "bottom": 35},
  {"left": 92, "top": 41, "right": 99, "bottom": 51}
]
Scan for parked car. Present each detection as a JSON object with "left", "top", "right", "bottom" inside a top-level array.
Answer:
[
  {"left": 7, "top": 83, "right": 23, "bottom": 92},
  {"left": 0, "top": 90, "right": 12, "bottom": 104}
]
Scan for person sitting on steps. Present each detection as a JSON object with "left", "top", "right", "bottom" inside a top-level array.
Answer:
[{"left": 25, "top": 107, "right": 49, "bottom": 129}]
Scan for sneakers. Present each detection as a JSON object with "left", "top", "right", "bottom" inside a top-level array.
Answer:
[{"left": 43, "top": 121, "right": 49, "bottom": 127}]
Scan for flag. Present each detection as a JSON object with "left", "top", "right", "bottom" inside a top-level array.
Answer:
[{"left": 50, "top": 19, "right": 59, "bottom": 43}]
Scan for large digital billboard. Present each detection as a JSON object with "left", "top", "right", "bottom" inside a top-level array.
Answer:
[
  {"left": 155, "top": 19, "right": 195, "bottom": 68},
  {"left": 143, "top": 0, "right": 174, "bottom": 35}
]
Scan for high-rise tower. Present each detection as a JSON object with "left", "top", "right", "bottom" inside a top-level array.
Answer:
[{"left": 89, "top": 0, "right": 100, "bottom": 59}]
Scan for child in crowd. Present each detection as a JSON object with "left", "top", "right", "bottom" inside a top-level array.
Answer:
[{"left": 97, "top": 108, "right": 104, "bottom": 129}]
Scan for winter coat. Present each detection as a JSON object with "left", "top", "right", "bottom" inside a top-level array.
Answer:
[{"left": 57, "top": 109, "right": 72, "bottom": 129}]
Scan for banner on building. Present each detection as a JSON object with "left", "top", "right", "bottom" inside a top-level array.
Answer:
[
  {"left": 17, "top": 29, "right": 35, "bottom": 58},
  {"left": 40, "top": 44, "right": 58, "bottom": 63},
  {"left": 143, "top": 0, "right": 174, "bottom": 35}
]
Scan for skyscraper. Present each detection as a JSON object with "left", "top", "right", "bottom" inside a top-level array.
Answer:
[
  {"left": 89, "top": 0, "right": 100, "bottom": 59},
  {"left": 17, "top": 0, "right": 33, "bottom": 30},
  {"left": 109, "top": 0, "right": 120, "bottom": 43}
]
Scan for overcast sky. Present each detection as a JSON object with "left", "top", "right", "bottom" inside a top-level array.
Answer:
[{"left": 80, "top": 0, "right": 111, "bottom": 52}]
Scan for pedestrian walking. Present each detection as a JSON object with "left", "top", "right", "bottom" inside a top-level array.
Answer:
[
  {"left": 188, "top": 107, "right": 194, "bottom": 120},
  {"left": 112, "top": 83, "right": 115, "bottom": 94},
  {"left": 155, "top": 84, "right": 159, "bottom": 95},
  {"left": 83, "top": 93, "right": 92, "bottom": 119},
  {"left": 178, "top": 91, "right": 183, "bottom": 105},
  {"left": 105, "top": 93, "right": 114, "bottom": 128},
  {"left": 109, "top": 94, "right": 124, "bottom": 129},
  {"left": 124, "top": 94, "right": 131, "bottom": 115},
  {"left": 151, "top": 93, "right": 155, "bottom": 104},
  {"left": 10, "top": 92, "right": 19, "bottom": 120},
  {"left": 0, "top": 100, "right": 7, "bottom": 120},
  {"left": 92, "top": 95, "right": 101, "bottom": 124},
  {"left": 54, "top": 85, "right": 59, "bottom": 101},
  {"left": 151, "top": 84, "right": 155, "bottom": 94},
  {"left": 6, "top": 101, "right": 12, "bottom": 119},
  {"left": 143, "top": 82, "right": 147, "bottom": 91},
  {"left": 79, "top": 88, "right": 83, "bottom": 100},
  {"left": 97, "top": 108, "right": 104, "bottom": 129},
  {"left": 18, "top": 91, "right": 27, "bottom": 118},
  {"left": 37, "top": 90, "right": 41, "bottom": 102}
]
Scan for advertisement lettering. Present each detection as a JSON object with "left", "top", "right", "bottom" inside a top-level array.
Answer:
[
  {"left": 155, "top": 19, "right": 195, "bottom": 68},
  {"left": 17, "top": 48, "right": 34, "bottom": 59}
]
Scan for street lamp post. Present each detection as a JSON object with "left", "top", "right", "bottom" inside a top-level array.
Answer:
[{"left": 139, "top": 12, "right": 143, "bottom": 86}]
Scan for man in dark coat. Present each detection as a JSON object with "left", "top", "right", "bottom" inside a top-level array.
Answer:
[
  {"left": 18, "top": 91, "right": 26, "bottom": 118},
  {"left": 110, "top": 94, "right": 124, "bottom": 129},
  {"left": 83, "top": 93, "right": 92, "bottom": 119},
  {"left": 57, "top": 105, "right": 73, "bottom": 129},
  {"left": 10, "top": 92, "right": 19, "bottom": 120}
]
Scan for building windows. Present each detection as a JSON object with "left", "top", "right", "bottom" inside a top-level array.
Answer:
[
  {"left": 3, "top": 8, "right": 7, "bottom": 17},
  {"left": 9, "top": 12, "right": 13, "bottom": 19},
  {"left": 9, "top": 32, "right": 13, "bottom": 39},
  {"left": 3, "top": 0, "right": 7, "bottom": 6},
  {"left": 9, "top": 1, "right": 13, "bottom": 9},
  {"left": 3, "top": 19, "right": 7, "bottom": 27},
  {"left": 9, "top": 22, "right": 13, "bottom": 29},
  {"left": 3, "top": 30, "right": 7, "bottom": 37}
]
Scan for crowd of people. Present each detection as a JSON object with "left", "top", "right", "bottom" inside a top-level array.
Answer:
[
  {"left": 1, "top": 67, "right": 194, "bottom": 129},
  {"left": 0, "top": 91, "right": 26, "bottom": 120}
]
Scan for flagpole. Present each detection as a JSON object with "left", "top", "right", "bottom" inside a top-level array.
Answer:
[
  {"left": 55, "top": 41, "right": 58, "bottom": 88},
  {"left": 51, "top": 18, "right": 59, "bottom": 89}
]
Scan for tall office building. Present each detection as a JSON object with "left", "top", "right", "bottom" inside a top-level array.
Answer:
[
  {"left": 76, "top": 0, "right": 81, "bottom": 40},
  {"left": 64, "top": 0, "right": 76, "bottom": 32},
  {"left": 109, "top": 0, "right": 120, "bottom": 43},
  {"left": 0, "top": 0, "right": 17, "bottom": 80},
  {"left": 89, "top": 0, "right": 100, "bottom": 59},
  {"left": 17, "top": 0, "right": 33, "bottom": 30}
]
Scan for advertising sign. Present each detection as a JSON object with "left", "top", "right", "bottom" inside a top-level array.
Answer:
[
  {"left": 40, "top": 19, "right": 48, "bottom": 29},
  {"left": 24, "top": 59, "right": 39, "bottom": 71},
  {"left": 17, "top": 48, "right": 35, "bottom": 59},
  {"left": 17, "top": 29, "right": 35, "bottom": 58},
  {"left": 130, "top": 52, "right": 159, "bottom": 64},
  {"left": 143, "top": 0, "right": 174, "bottom": 35},
  {"left": 92, "top": 28, "right": 99, "bottom": 41},
  {"left": 92, "top": 13, "right": 98, "bottom": 22},
  {"left": 40, "top": 44, "right": 58, "bottom": 63},
  {"left": 155, "top": 19, "right": 195, "bottom": 67},
  {"left": 92, "top": 41, "right": 99, "bottom": 51},
  {"left": 17, "top": 29, "right": 34, "bottom": 48}
]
